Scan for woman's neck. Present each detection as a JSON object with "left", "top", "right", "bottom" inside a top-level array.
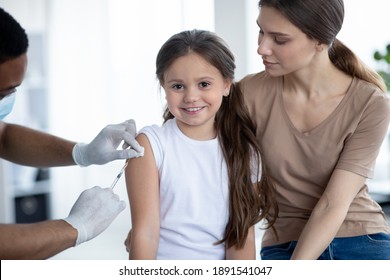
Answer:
[{"left": 283, "top": 57, "right": 351, "bottom": 99}]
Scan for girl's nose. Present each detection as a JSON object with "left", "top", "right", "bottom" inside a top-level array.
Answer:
[{"left": 184, "top": 88, "right": 200, "bottom": 103}]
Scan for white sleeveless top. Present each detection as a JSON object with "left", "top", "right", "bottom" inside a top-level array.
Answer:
[{"left": 140, "top": 119, "right": 229, "bottom": 259}]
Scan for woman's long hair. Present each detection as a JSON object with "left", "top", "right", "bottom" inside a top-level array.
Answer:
[
  {"left": 157, "top": 29, "right": 277, "bottom": 248},
  {"left": 258, "top": 0, "right": 386, "bottom": 92}
]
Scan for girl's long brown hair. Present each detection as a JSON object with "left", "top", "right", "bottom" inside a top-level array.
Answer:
[
  {"left": 258, "top": 0, "right": 386, "bottom": 92},
  {"left": 157, "top": 29, "right": 277, "bottom": 248}
]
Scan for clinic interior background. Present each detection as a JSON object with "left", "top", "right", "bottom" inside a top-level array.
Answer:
[{"left": 1, "top": 0, "right": 390, "bottom": 259}]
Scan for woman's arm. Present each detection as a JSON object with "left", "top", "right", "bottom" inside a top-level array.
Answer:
[
  {"left": 292, "top": 89, "right": 389, "bottom": 260},
  {"left": 291, "top": 169, "right": 365, "bottom": 259},
  {"left": 125, "top": 133, "right": 160, "bottom": 260},
  {"left": 0, "top": 220, "right": 77, "bottom": 259},
  {"left": 226, "top": 226, "right": 256, "bottom": 260}
]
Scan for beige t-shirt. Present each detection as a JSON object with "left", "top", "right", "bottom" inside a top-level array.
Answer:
[{"left": 240, "top": 71, "right": 390, "bottom": 247}]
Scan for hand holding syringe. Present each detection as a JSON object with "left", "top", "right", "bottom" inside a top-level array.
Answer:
[{"left": 110, "top": 144, "right": 143, "bottom": 189}]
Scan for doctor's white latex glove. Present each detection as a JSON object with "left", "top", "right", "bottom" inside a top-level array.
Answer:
[
  {"left": 72, "top": 119, "right": 144, "bottom": 167},
  {"left": 63, "top": 186, "right": 126, "bottom": 246}
]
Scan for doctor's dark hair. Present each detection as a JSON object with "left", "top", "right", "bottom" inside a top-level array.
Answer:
[
  {"left": 258, "top": 0, "right": 386, "bottom": 91},
  {"left": 156, "top": 29, "right": 277, "bottom": 248},
  {"left": 0, "top": 7, "right": 29, "bottom": 64}
]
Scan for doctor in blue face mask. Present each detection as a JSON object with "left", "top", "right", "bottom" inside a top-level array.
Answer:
[
  {"left": 0, "top": 91, "right": 16, "bottom": 120},
  {"left": 0, "top": 6, "right": 143, "bottom": 260}
]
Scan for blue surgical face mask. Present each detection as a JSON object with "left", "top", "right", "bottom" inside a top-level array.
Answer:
[{"left": 0, "top": 93, "right": 16, "bottom": 120}]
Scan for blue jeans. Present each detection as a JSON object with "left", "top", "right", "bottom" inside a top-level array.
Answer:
[{"left": 260, "top": 233, "right": 390, "bottom": 260}]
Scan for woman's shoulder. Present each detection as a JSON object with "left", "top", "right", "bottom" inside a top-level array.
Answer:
[
  {"left": 352, "top": 77, "right": 385, "bottom": 95},
  {"left": 352, "top": 78, "right": 390, "bottom": 109},
  {"left": 240, "top": 71, "right": 269, "bottom": 86},
  {"left": 346, "top": 78, "right": 390, "bottom": 125},
  {"left": 239, "top": 71, "right": 282, "bottom": 95}
]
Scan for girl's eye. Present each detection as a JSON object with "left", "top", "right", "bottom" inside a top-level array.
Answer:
[
  {"left": 172, "top": 84, "right": 184, "bottom": 90},
  {"left": 199, "top": 82, "right": 210, "bottom": 88}
]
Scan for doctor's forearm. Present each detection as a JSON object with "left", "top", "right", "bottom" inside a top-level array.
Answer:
[
  {"left": 0, "top": 220, "right": 77, "bottom": 259},
  {"left": 0, "top": 122, "right": 75, "bottom": 167}
]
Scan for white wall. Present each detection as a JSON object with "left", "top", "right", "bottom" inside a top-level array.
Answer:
[{"left": 341, "top": 0, "right": 390, "bottom": 68}]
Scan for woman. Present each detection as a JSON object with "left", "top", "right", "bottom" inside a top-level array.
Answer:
[{"left": 239, "top": 0, "right": 390, "bottom": 259}]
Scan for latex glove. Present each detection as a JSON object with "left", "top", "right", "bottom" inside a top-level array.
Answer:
[
  {"left": 63, "top": 186, "right": 126, "bottom": 246},
  {"left": 72, "top": 119, "right": 144, "bottom": 166}
]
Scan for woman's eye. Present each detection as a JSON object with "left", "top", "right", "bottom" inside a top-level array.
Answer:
[{"left": 275, "top": 37, "right": 288, "bottom": 45}]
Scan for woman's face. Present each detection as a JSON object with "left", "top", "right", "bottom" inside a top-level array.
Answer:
[{"left": 256, "top": 6, "right": 319, "bottom": 77}]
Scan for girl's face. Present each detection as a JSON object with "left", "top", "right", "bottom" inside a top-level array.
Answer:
[
  {"left": 256, "top": 6, "right": 319, "bottom": 77},
  {"left": 162, "top": 52, "right": 231, "bottom": 140}
]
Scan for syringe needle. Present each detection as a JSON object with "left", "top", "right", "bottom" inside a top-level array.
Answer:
[{"left": 110, "top": 161, "right": 129, "bottom": 189}]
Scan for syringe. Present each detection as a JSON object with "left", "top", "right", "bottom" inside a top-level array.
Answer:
[{"left": 110, "top": 161, "right": 129, "bottom": 189}]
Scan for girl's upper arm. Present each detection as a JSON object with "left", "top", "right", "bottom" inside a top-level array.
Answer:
[{"left": 125, "top": 133, "right": 160, "bottom": 256}]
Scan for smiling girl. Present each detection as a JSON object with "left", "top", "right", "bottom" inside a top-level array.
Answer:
[{"left": 125, "top": 30, "right": 277, "bottom": 260}]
